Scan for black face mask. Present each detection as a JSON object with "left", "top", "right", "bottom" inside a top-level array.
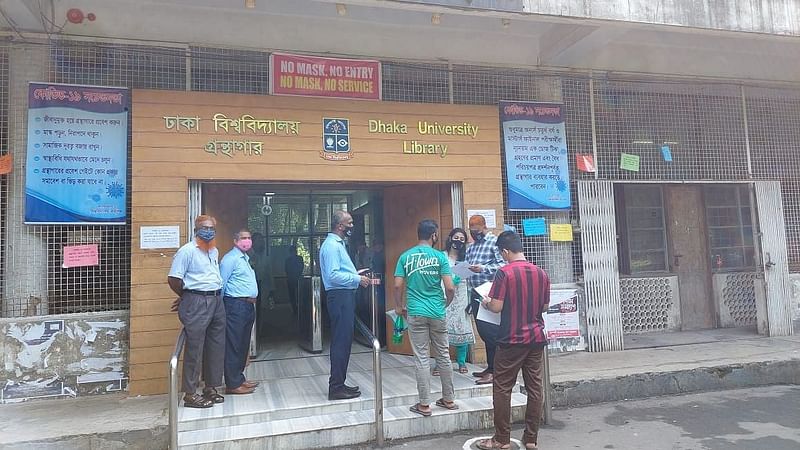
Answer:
[
  {"left": 344, "top": 227, "right": 353, "bottom": 238},
  {"left": 451, "top": 240, "right": 465, "bottom": 250},
  {"left": 470, "top": 230, "right": 484, "bottom": 241}
]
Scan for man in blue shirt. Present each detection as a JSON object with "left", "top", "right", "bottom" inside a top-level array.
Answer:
[
  {"left": 220, "top": 228, "right": 259, "bottom": 395},
  {"left": 168, "top": 215, "right": 225, "bottom": 409},
  {"left": 319, "top": 210, "right": 370, "bottom": 400}
]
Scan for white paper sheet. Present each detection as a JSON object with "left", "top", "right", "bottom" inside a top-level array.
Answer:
[
  {"left": 451, "top": 261, "right": 474, "bottom": 279},
  {"left": 473, "top": 281, "right": 501, "bottom": 325}
]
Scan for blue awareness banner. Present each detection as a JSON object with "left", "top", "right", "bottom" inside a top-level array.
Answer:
[
  {"left": 500, "top": 101, "right": 571, "bottom": 211},
  {"left": 25, "top": 83, "right": 128, "bottom": 224}
]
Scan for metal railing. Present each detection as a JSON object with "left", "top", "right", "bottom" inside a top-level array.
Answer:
[
  {"left": 168, "top": 328, "right": 187, "bottom": 450},
  {"left": 354, "top": 271, "right": 385, "bottom": 447}
]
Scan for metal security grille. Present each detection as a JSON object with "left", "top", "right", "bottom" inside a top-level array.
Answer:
[
  {"left": 3, "top": 39, "right": 800, "bottom": 318},
  {"left": 746, "top": 87, "right": 800, "bottom": 272}
]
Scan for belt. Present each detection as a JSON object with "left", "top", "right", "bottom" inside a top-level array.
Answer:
[
  {"left": 224, "top": 295, "right": 256, "bottom": 301},
  {"left": 185, "top": 289, "right": 222, "bottom": 296}
]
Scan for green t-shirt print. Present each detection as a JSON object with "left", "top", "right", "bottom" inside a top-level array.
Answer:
[{"left": 394, "top": 245, "right": 452, "bottom": 319}]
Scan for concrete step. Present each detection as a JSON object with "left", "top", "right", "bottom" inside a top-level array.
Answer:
[
  {"left": 178, "top": 393, "right": 528, "bottom": 449},
  {"left": 179, "top": 365, "right": 495, "bottom": 431}
]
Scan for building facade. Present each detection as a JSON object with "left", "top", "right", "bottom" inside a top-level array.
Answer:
[{"left": 0, "top": 0, "right": 799, "bottom": 401}]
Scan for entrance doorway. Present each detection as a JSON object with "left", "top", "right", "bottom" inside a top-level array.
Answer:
[{"left": 200, "top": 182, "right": 456, "bottom": 360}]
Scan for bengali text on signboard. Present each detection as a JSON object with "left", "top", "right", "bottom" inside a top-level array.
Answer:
[{"left": 25, "top": 82, "right": 129, "bottom": 224}]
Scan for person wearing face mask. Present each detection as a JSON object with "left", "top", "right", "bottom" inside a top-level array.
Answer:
[
  {"left": 319, "top": 210, "right": 371, "bottom": 401},
  {"left": 220, "top": 228, "right": 259, "bottom": 395},
  {"left": 394, "top": 219, "right": 457, "bottom": 416},
  {"left": 167, "top": 215, "right": 225, "bottom": 409},
  {"left": 432, "top": 228, "right": 475, "bottom": 376},
  {"left": 466, "top": 214, "right": 506, "bottom": 385}
]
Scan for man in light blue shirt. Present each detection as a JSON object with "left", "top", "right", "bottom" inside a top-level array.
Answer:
[
  {"left": 168, "top": 215, "right": 225, "bottom": 409},
  {"left": 220, "top": 228, "right": 259, "bottom": 395},
  {"left": 319, "top": 210, "right": 370, "bottom": 400}
]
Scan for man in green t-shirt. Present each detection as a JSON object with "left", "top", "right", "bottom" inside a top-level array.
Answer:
[{"left": 394, "top": 219, "right": 457, "bottom": 416}]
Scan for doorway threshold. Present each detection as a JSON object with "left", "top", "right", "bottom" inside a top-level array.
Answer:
[{"left": 624, "top": 326, "right": 758, "bottom": 350}]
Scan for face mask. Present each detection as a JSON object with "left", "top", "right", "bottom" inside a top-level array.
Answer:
[
  {"left": 451, "top": 240, "right": 464, "bottom": 250},
  {"left": 344, "top": 227, "right": 353, "bottom": 238},
  {"left": 236, "top": 238, "right": 252, "bottom": 252},
  {"left": 470, "top": 230, "right": 484, "bottom": 242},
  {"left": 196, "top": 228, "right": 216, "bottom": 242}
]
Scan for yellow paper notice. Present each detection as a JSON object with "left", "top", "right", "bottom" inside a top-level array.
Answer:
[{"left": 550, "top": 224, "right": 573, "bottom": 242}]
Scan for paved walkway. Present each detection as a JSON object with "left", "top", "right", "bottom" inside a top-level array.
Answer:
[{"left": 1, "top": 329, "right": 798, "bottom": 449}]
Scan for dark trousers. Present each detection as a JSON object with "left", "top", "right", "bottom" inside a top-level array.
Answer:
[
  {"left": 473, "top": 310, "right": 500, "bottom": 373},
  {"left": 223, "top": 296, "right": 255, "bottom": 389},
  {"left": 493, "top": 344, "right": 544, "bottom": 446},
  {"left": 178, "top": 292, "right": 226, "bottom": 394},
  {"left": 327, "top": 288, "right": 356, "bottom": 392}
]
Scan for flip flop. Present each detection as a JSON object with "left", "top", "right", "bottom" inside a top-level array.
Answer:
[
  {"left": 458, "top": 365, "right": 469, "bottom": 374},
  {"left": 476, "top": 438, "right": 511, "bottom": 450},
  {"left": 435, "top": 398, "right": 459, "bottom": 410},
  {"left": 409, "top": 403, "right": 432, "bottom": 417}
]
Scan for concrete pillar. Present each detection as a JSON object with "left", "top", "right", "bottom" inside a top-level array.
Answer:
[
  {"left": 536, "top": 77, "right": 575, "bottom": 284},
  {"left": 2, "top": 44, "right": 50, "bottom": 317}
]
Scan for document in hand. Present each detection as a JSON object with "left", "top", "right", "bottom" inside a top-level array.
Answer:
[
  {"left": 450, "top": 261, "right": 474, "bottom": 279},
  {"left": 473, "top": 281, "right": 501, "bottom": 325}
]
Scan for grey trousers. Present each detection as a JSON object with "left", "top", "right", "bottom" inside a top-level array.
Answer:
[
  {"left": 408, "top": 315, "right": 454, "bottom": 405},
  {"left": 178, "top": 291, "right": 226, "bottom": 394}
]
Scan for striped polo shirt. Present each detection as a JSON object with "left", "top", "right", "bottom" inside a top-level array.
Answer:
[{"left": 488, "top": 260, "right": 550, "bottom": 346}]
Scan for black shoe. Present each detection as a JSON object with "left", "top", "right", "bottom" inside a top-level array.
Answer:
[
  {"left": 344, "top": 384, "right": 360, "bottom": 393},
  {"left": 328, "top": 389, "right": 361, "bottom": 400},
  {"left": 472, "top": 369, "right": 490, "bottom": 378}
]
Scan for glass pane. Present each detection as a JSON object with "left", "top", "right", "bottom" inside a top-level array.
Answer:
[
  {"left": 710, "top": 227, "right": 743, "bottom": 248},
  {"left": 705, "top": 186, "right": 737, "bottom": 206},
  {"left": 629, "top": 229, "right": 665, "bottom": 251},
  {"left": 707, "top": 207, "right": 740, "bottom": 227},
  {"left": 627, "top": 207, "right": 664, "bottom": 229},
  {"left": 269, "top": 236, "right": 311, "bottom": 276},
  {"left": 711, "top": 248, "right": 745, "bottom": 270},
  {"left": 624, "top": 186, "right": 662, "bottom": 207},
  {"left": 742, "top": 226, "right": 754, "bottom": 246},
  {"left": 744, "top": 247, "right": 755, "bottom": 267},
  {"left": 630, "top": 251, "right": 666, "bottom": 272}
]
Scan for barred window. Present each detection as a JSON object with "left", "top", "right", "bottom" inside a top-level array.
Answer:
[{"left": 705, "top": 185, "right": 755, "bottom": 271}]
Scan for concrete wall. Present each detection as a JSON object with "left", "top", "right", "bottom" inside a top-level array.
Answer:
[
  {"left": 0, "top": 311, "right": 128, "bottom": 403},
  {"left": 712, "top": 272, "right": 758, "bottom": 328},
  {"left": 522, "top": 0, "right": 800, "bottom": 36}
]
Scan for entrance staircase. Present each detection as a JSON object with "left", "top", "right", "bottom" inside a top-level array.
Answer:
[{"left": 177, "top": 351, "right": 526, "bottom": 449}]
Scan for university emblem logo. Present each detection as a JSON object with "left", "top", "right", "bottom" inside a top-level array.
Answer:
[{"left": 321, "top": 118, "right": 352, "bottom": 161}]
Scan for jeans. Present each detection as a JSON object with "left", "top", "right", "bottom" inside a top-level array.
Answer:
[
  {"left": 223, "top": 296, "right": 255, "bottom": 389},
  {"left": 327, "top": 289, "right": 356, "bottom": 392}
]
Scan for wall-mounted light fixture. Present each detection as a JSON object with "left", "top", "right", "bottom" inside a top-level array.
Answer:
[
  {"left": 336, "top": 3, "right": 347, "bottom": 16},
  {"left": 245, "top": 0, "right": 255, "bottom": 9},
  {"left": 431, "top": 13, "right": 441, "bottom": 25}
]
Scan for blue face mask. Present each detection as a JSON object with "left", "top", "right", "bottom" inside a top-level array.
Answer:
[{"left": 196, "top": 228, "right": 216, "bottom": 242}]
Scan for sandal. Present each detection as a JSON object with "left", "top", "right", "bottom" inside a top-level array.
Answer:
[
  {"left": 458, "top": 364, "right": 468, "bottom": 374},
  {"left": 203, "top": 387, "right": 225, "bottom": 404},
  {"left": 476, "top": 438, "right": 511, "bottom": 450},
  {"left": 432, "top": 368, "right": 440, "bottom": 377},
  {"left": 435, "top": 398, "right": 459, "bottom": 410},
  {"left": 409, "top": 403, "right": 432, "bottom": 417},
  {"left": 183, "top": 393, "right": 213, "bottom": 409}
]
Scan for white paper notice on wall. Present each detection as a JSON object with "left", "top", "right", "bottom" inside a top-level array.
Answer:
[
  {"left": 466, "top": 209, "right": 497, "bottom": 229},
  {"left": 140, "top": 225, "right": 180, "bottom": 249}
]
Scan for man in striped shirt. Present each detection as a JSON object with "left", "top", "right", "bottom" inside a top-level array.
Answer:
[{"left": 477, "top": 231, "right": 550, "bottom": 450}]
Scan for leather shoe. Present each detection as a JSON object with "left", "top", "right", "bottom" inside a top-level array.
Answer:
[
  {"left": 225, "top": 385, "right": 255, "bottom": 395},
  {"left": 328, "top": 389, "right": 361, "bottom": 400},
  {"left": 472, "top": 369, "right": 490, "bottom": 378},
  {"left": 344, "top": 384, "right": 360, "bottom": 393}
]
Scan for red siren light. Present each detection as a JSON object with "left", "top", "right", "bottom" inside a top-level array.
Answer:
[
  {"left": 66, "top": 8, "right": 85, "bottom": 24},
  {"left": 87, "top": 13, "right": 96, "bottom": 21}
]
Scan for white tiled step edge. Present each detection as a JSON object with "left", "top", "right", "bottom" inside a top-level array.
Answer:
[
  {"left": 180, "top": 384, "right": 494, "bottom": 432},
  {"left": 178, "top": 393, "right": 528, "bottom": 449}
]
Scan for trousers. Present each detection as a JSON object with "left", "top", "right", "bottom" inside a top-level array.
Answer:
[
  {"left": 223, "top": 296, "right": 255, "bottom": 389},
  {"left": 178, "top": 291, "right": 226, "bottom": 394},
  {"left": 327, "top": 289, "right": 356, "bottom": 392}
]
